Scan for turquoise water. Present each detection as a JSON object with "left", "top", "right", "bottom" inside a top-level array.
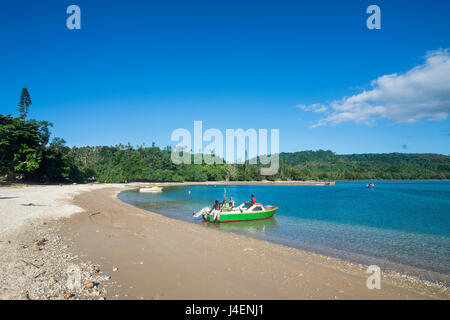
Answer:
[{"left": 118, "top": 181, "right": 450, "bottom": 284}]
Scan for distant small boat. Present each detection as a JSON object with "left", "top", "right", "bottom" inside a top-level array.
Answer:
[
  {"left": 366, "top": 183, "right": 375, "bottom": 188},
  {"left": 139, "top": 186, "right": 163, "bottom": 193}
]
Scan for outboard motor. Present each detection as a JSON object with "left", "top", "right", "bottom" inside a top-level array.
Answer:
[{"left": 193, "top": 206, "right": 211, "bottom": 218}]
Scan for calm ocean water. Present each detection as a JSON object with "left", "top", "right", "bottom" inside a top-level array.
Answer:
[{"left": 118, "top": 181, "right": 450, "bottom": 284}]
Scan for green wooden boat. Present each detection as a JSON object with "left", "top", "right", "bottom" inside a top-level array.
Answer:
[{"left": 202, "top": 203, "right": 278, "bottom": 223}]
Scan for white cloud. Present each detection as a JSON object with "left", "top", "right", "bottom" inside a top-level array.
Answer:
[
  {"left": 297, "top": 103, "right": 327, "bottom": 113},
  {"left": 300, "top": 49, "right": 450, "bottom": 128}
]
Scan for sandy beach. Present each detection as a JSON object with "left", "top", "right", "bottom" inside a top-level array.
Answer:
[
  {"left": 0, "top": 184, "right": 448, "bottom": 300},
  {"left": 0, "top": 183, "right": 124, "bottom": 299}
]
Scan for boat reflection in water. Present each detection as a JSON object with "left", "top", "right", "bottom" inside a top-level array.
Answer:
[{"left": 203, "top": 216, "right": 278, "bottom": 233}]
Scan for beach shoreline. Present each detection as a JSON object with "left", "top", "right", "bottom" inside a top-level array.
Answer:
[
  {"left": 127, "top": 180, "right": 335, "bottom": 187},
  {"left": 66, "top": 187, "right": 448, "bottom": 299},
  {"left": 0, "top": 184, "right": 448, "bottom": 299}
]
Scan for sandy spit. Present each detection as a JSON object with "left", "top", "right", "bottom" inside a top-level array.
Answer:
[{"left": 0, "top": 183, "right": 125, "bottom": 237}]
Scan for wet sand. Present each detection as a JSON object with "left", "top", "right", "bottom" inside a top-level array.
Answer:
[{"left": 61, "top": 187, "right": 449, "bottom": 300}]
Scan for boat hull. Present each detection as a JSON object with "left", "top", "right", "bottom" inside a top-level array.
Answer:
[
  {"left": 204, "top": 206, "right": 278, "bottom": 223},
  {"left": 139, "top": 187, "right": 163, "bottom": 193}
]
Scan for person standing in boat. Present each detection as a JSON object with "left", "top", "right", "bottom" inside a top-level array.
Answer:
[
  {"left": 208, "top": 200, "right": 221, "bottom": 222},
  {"left": 209, "top": 200, "right": 220, "bottom": 214}
]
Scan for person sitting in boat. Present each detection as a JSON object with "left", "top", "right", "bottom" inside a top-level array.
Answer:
[
  {"left": 244, "top": 194, "right": 256, "bottom": 207},
  {"left": 222, "top": 203, "right": 231, "bottom": 211},
  {"left": 221, "top": 199, "right": 227, "bottom": 211},
  {"left": 229, "top": 195, "right": 235, "bottom": 208}
]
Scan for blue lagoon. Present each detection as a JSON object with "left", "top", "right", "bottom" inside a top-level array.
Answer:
[{"left": 119, "top": 181, "right": 450, "bottom": 285}]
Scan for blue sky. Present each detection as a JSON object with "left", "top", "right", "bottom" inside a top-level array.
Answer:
[{"left": 1, "top": 0, "right": 449, "bottom": 154}]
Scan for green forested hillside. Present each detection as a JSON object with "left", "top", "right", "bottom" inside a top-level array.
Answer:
[
  {"left": 2, "top": 90, "right": 449, "bottom": 183},
  {"left": 2, "top": 116, "right": 449, "bottom": 183},
  {"left": 278, "top": 151, "right": 450, "bottom": 181}
]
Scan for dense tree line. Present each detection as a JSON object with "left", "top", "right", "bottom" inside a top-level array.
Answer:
[
  {"left": 1, "top": 89, "right": 449, "bottom": 183},
  {"left": 277, "top": 151, "right": 450, "bottom": 181}
]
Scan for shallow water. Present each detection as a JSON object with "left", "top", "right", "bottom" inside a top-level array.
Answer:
[{"left": 118, "top": 181, "right": 450, "bottom": 284}]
